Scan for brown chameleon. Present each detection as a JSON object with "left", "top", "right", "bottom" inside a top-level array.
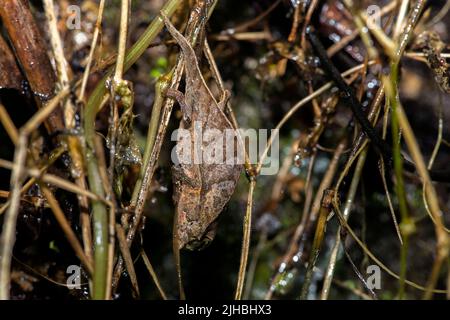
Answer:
[{"left": 162, "top": 15, "right": 242, "bottom": 250}]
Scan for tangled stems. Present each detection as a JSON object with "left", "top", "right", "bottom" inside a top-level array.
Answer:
[{"left": 83, "top": 0, "right": 182, "bottom": 299}]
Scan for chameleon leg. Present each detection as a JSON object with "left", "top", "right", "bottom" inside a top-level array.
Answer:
[
  {"left": 217, "top": 89, "right": 231, "bottom": 111},
  {"left": 166, "top": 87, "right": 192, "bottom": 123}
]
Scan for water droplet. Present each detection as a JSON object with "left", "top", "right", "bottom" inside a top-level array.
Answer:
[
  {"left": 294, "top": 153, "right": 303, "bottom": 167},
  {"left": 74, "top": 31, "right": 88, "bottom": 47},
  {"left": 307, "top": 56, "right": 320, "bottom": 68},
  {"left": 158, "top": 185, "right": 168, "bottom": 193},
  {"left": 294, "top": 147, "right": 311, "bottom": 167},
  {"left": 273, "top": 269, "right": 298, "bottom": 295}
]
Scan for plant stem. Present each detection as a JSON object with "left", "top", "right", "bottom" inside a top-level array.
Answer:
[
  {"left": 79, "top": 0, "right": 105, "bottom": 101},
  {"left": 130, "top": 73, "right": 171, "bottom": 205},
  {"left": 321, "top": 147, "right": 368, "bottom": 299},
  {"left": 235, "top": 178, "right": 256, "bottom": 300},
  {"left": 114, "top": 0, "right": 130, "bottom": 82},
  {"left": 386, "top": 64, "right": 411, "bottom": 299},
  {"left": 83, "top": 0, "right": 182, "bottom": 299},
  {"left": 385, "top": 0, "right": 431, "bottom": 299},
  {"left": 300, "top": 141, "right": 346, "bottom": 299}
]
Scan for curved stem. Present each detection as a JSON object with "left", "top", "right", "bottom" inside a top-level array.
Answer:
[
  {"left": 83, "top": 0, "right": 182, "bottom": 299},
  {"left": 235, "top": 179, "right": 256, "bottom": 300}
]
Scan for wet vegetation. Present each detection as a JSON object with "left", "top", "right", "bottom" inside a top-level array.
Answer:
[{"left": 0, "top": 0, "right": 449, "bottom": 300}]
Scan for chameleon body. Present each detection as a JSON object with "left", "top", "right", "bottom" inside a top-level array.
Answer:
[{"left": 163, "top": 15, "right": 242, "bottom": 250}]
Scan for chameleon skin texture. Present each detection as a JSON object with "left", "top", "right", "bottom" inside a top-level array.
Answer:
[{"left": 164, "top": 16, "right": 242, "bottom": 250}]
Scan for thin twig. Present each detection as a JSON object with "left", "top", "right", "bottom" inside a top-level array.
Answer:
[
  {"left": 257, "top": 61, "right": 376, "bottom": 175},
  {"left": 235, "top": 178, "right": 256, "bottom": 300},
  {"left": 141, "top": 250, "right": 168, "bottom": 300},
  {"left": 79, "top": 0, "right": 106, "bottom": 101},
  {"left": 41, "top": 186, "right": 93, "bottom": 275},
  {"left": 114, "top": 0, "right": 130, "bottom": 82},
  {"left": 0, "top": 88, "right": 69, "bottom": 299},
  {"left": 0, "top": 135, "right": 27, "bottom": 299},
  {"left": 0, "top": 159, "right": 109, "bottom": 204},
  {"left": 332, "top": 200, "right": 446, "bottom": 294},
  {"left": 43, "top": 0, "right": 93, "bottom": 266},
  {"left": 388, "top": 0, "right": 448, "bottom": 298},
  {"left": 0, "top": 103, "right": 19, "bottom": 145},
  {"left": 83, "top": 0, "right": 182, "bottom": 299},
  {"left": 116, "top": 223, "right": 140, "bottom": 298},
  {"left": 321, "top": 147, "right": 368, "bottom": 299},
  {"left": 300, "top": 140, "right": 346, "bottom": 299},
  {"left": 223, "top": 0, "right": 281, "bottom": 33},
  {"left": 0, "top": 146, "right": 66, "bottom": 216}
]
